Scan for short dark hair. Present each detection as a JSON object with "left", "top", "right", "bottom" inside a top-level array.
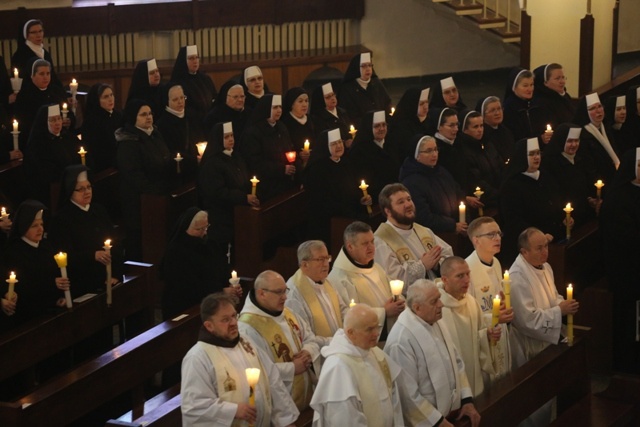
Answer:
[
  {"left": 440, "top": 256, "right": 466, "bottom": 278},
  {"left": 343, "top": 221, "right": 372, "bottom": 245},
  {"left": 200, "top": 292, "right": 238, "bottom": 322},
  {"left": 518, "top": 227, "right": 543, "bottom": 251},
  {"left": 378, "top": 183, "right": 409, "bottom": 214},
  {"left": 468, "top": 216, "right": 497, "bottom": 240}
]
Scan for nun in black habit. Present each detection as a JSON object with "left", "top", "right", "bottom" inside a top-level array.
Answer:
[
  {"left": 604, "top": 94, "right": 636, "bottom": 156},
  {"left": 203, "top": 79, "right": 250, "bottom": 141},
  {"left": 430, "top": 76, "right": 467, "bottom": 113},
  {"left": 115, "top": 98, "right": 172, "bottom": 261},
  {"left": 170, "top": 45, "right": 217, "bottom": 138},
  {"left": 310, "top": 82, "right": 353, "bottom": 149},
  {"left": 502, "top": 68, "right": 549, "bottom": 145},
  {"left": 155, "top": 82, "right": 199, "bottom": 182},
  {"left": 13, "top": 57, "right": 74, "bottom": 151},
  {"left": 81, "top": 83, "right": 122, "bottom": 172},
  {"left": 48, "top": 165, "right": 123, "bottom": 297},
  {"left": 476, "top": 96, "right": 515, "bottom": 164},
  {"left": 349, "top": 110, "right": 400, "bottom": 202},
  {"left": 242, "top": 65, "right": 272, "bottom": 112},
  {"left": 11, "top": 19, "right": 62, "bottom": 88},
  {"left": 542, "top": 123, "right": 598, "bottom": 228},
  {"left": 600, "top": 148, "right": 640, "bottom": 374},
  {"left": 572, "top": 92, "right": 619, "bottom": 185},
  {"left": 387, "top": 87, "right": 432, "bottom": 160},
  {"left": 338, "top": 52, "right": 391, "bottom": 129},
  {"left": 533, "top": 63, "right": 575, "bottom": 129},
  {"left": 1, "top": 200, "right": 65, "bottom": 330},
  {"left": 304, "top": 128, "right": 370, "bottom": 244},
  {"left": 500, "top": 138, "right": 569, "bottom": 265},
  {"left": 126, "top": 58, "right": 164, "bottom": 116},
  {"left": 23, "top": 104, "right": 80, "bottom": 207},
  {"left": 624, "top": 85, "right": 640, "bottom": 144},
  {"left": 239, "top": 94, "right": 299, "bottom": 201},
  {"left": 281, "top": 86, "right": 314, "bottom": 164},
  {"left": 198, "top": 121, "right": 259, "bottom": 281},
  {"left": 160, "top": 207, "right": 242, "bottom": 320},
  {"left": 431, "top": 107, "right": 467, "bottom": 191}
]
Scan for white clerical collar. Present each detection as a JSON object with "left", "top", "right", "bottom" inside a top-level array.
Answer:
[
  {"left": 306, "top": 276, "right": 325, "bottom": 287},
  {"left": 165, "top": 105, "right": 185, "bottom": 118},
  {"left": 71, "top": 200, "right": 90, "bottom": 211},
  {"left": 289, "top": 111, "right": 307, "bottom": 125},
  {"left": 327, "top": 108, "right": 338, "bottom": 118},
  {"left": 435, "top": 132, "right": 454, "bottom": 145},
  {"left": 21, "top": 236, "right": 40, "bottom": 248},
  {"left": 386, "top": 220, "right": 414, "bottom": 235},
  {"left": 374, "top": 138, "right": 385, "bottom": 149},
  {"left": 136, "top": 126, "right": 153, "bottom": 136},
  {"left": 331, "top": 157, "right": 341, "bottom": 163},
  {"left": 356, "top": 78, "right": 370, "bottom": 89},
  {"left": 251, "top": 90, "right": 264, "bottom": 98},
  {"left": 561, "top": 152, "right": 575, "bottom": 164},
  {"left": 522, "top": 170, "right": 540, "bottom": 180},
  {"left": 26, "top": 40, "right": 45, "bottom": 58},
  {"left": 223, "top": 149, "right": 233, "bottom": 156}
]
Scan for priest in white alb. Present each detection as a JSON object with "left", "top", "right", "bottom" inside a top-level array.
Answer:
[
  {"left": 310, "top": 304, "right": 405, "bottom": 426},
  {"left": 385, "top": 279, "right": 481, "bottom": 427}
]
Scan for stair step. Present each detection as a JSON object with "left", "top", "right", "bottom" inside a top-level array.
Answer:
[
  {"left": 490, "top": 23, "right": 521, "bottom": 43},
  {"left": 473, "top": 15, "right": 508, "bottom": 29},
  {"left": 448, "top": 3, "right": 484, "bottom": 16}
]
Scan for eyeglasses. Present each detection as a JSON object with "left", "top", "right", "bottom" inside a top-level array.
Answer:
[
  {"left": 528, "top": 150, "right": 541, "bottom": 157},
  {"left": 248, "top": 76, "right": 263, "bottom": 83},
  {"left": 476, "top": 231, "right": 503, "bottom": 239},
  {"left": 485, "top": 107, "right": 503, "bottom": 114},
  {"left": 170, "top": 96, "right": 187, "bottom": 102},
  {"left": 227, "top": 94, "right": 246, "bottom": 100},
  {"left": 307, "top": 256, "right": 332, "bottom": 263},
  {"left": 138, "top": 111, "right": 153, "bottom": 117},
  {"left": 419, "top": 148, "right": 438, "bottom": 154},
  {"left": 193, "top": 224, "right": 210, "bottom": 232},
  {"left": 329, "top": 140, "right": 344, "bottom": 147},
  {"left": 263, "top": 288, "right": 290, "bottom": 296},
  {"left": 215, "top": 313, "right": 239, "bottom": 324},
  {"left": 360, "top": 63, "right": 374, "bottom": 68},
  {"left": 28, "top": 29, "right": 44, "bottom": 35},
  {"left": 187, "top": 55, "right": 199, "bottom": 60},
  {"left": 74, "top": 185, "right": 93, "bottom": 193},
  {"left": 443, "top": 88, "right": 458, "bottom": 96},
  {"left": 444, "top": 122, "right": 459, "bottom": 128}
]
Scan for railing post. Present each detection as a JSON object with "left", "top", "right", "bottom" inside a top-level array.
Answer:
[
  {"left": 579, "top": 2, "right": 595, "bottom": 96},
  {"left": 520, "top": 4, "right": 531, "bottom": 69}
]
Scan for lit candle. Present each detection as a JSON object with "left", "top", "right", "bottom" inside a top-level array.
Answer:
[
  {"left": 389, "top": 280, "right": 404, "bottom": 301},
  {"left": 0, "top": 207, "right": 8, "bottom": 221},
  {"left": 594, "top": 180, "right": 604, "bottom": 199},
  {"left": 6, "top": 271, "right": 18, "bottom": 301},
  {"left": 285, "top": 151, "right": 296, "bottom": 163},
  {"left": 13, "top": 68, "right": 18, "bottom": 79},
  {"left": 196, "top": 142, "right": 208, "bottom": 157},
  {"left": 459, "top": 202, "right": 466, "bottom": 223},
  {"left": 245, "top": 368, "right": 261, "bottom": 408},
  {"left": 53, "top": 252, "right": 72, "bottom": 308},
  {"left": 78, "top": 147, "right": 87, "bottom": 165},
  {"left": 231, "top": 270, "right": 238, "bottom": 280},
  {"left": 104, "top": 239, "right": 112, "bottom": 306},
  {"left": 545, "top": 124, "right": 553, "bottom": 133},
  {"left": 563, "top": 203, "right": 573, "bottom": 240},
  {"left": 390, "top": 107, "right": 395, "bottom": 116},
  {"left": 69, "top": 78, "right": 78, "bottom": 96},
  {"left": 12, "top": 120, "right": 18, "bottom": 133},
  {"left": 474, "top": 187, "right": 484, "bottom": 216},
  {"left": 491, "top": 295, "right": 500, "bottom": 345},
  {"left": 567, "top": 284, "right": 574, "bottom": 346},
  {"left": 175, "top": 153, "right": 183, "bottom": 173},
  {"left": 62, "top": 103, "right": 69, "bottom": 120},
  {"left": 349, "top": 299, "right": 356, "bottom": 308},
  {"left": 502, "top": 270, "right": 511, "bottom": 309},
  {"left": 250, "top": 176, "right": 260, "bottom": 196},
  {"left": 349, "top": 125, "right": 357, "bottom": 139},
  {"left": 303, "top": 140, "right": 310, "bottom": 152},
  {"left": 77, "top": 134, "right": 82, "bottom": 141},
  {"left": 11, "top": 120, "right": 19, "bottom": 151},
  {"left": 359, "top": 180, "right": 373, "bottom": 215}
]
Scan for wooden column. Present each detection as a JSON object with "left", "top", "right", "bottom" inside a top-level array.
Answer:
[
  {"left": 611, "top": 0, "right": 620, "bottom": 80},
  {"left": 520, "top": 7, "right": 532, "bottom": 70},
  {"left": 579, "top": 10, "right": 595, "bottom": 96}
]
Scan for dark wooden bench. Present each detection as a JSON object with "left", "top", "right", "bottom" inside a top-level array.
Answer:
[
  {"left": 140, "top": 182, "right": 197, "bottom": 266},
  {"left": 0, "top": 304, "right": 201, "bottom": 427},
  {"left": 0, "top": 261, "right": 154, "bottom": 384},
  {"left": 0, "top": 159, "right": 27, "bottom": 209},
  {"left": 234, "top": 188, "right": 308, "bottom": 280},
  {"left": 105, "top": 383, "right": 181, "bottom": 427},
  {"left": 453, "top": 333, "right": 636, "bottom": 426}
]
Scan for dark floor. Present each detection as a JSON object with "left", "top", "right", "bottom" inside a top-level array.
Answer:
[{"left": 383, "top": 52, "right": 640, "bottom": 107}]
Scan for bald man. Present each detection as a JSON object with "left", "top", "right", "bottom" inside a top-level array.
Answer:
[{"left": 310, "top": 304, "right": 404, "bottom": 426}]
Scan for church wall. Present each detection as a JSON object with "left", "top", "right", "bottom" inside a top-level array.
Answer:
[{"left": 618, "top": 0, "right": 640, "bottom": 54}]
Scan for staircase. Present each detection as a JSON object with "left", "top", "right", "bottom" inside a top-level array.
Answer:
[{"left": 432, "top": 0, "right": 522, "bottom": 44}]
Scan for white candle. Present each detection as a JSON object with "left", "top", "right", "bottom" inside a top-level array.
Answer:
[
  {"left": 349, "top": 299, "right": 356, "bottom": 308},
  {"left": 196, "top": 142, "right": 208, "bottom": 157},
  {"left": 104, "top": 239, "right": 112, "bottom": 306},
  {"left": 567, "top": 283, "right": 574, "bottom": 345},
  {"left": 245, "top": 368, "right": 261, "bottom": 407},
  {"left": 70, "top": 78, "right": 78, "bottom": 95},
  {"left": 13, "top": 68, "right": 18, "bottom": 79},
  {"left": 502, "top": 270, "right": 511, "bottom": 309},
  {"left": 594, "top": 180, "right": 604, "bottom": 199},
  {"left": 231, "top": 270, "right": 238, "bottom": 280},
  {"left": 389, "top": 280, "right": 404, "bottom": 301},
  {"left": 6, "top": 271, "right": 17, "bottom": 301},
  {"left": 250, "top": 176, "right": 260, "bottom": 196},
  {"left": 459, "top": 202, "right": 466, "bottom": 223},
  {"left": 53, "top": 252, "right": 72, "bottom": 308},
  {"left": 303, "top": 140, "right": 310, "bottom": 152},
  {"left": 12, "top": 120, "right": 18, "bottom": 133},
  {"left": 0, "top": 207, "right": 7, "bottom": 220}
]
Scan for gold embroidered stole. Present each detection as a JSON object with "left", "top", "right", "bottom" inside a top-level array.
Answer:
[
  {"left": 375, "top": 222, "right": 436, "bottom": 262},
  {"left": 291, "top": 269, "right": 342, "bottom": 337},
  {"left": 199, "top": 338, "right": 271, "bottom": 427},
  {"left": 336, "top": 347, "right": 393, "bottom": 427},
  {"left": 348, "top": 265, "right": 391, "bottom": 307},
  {"left": 239, "top": 308, "right": 312, "bottom": 410}
]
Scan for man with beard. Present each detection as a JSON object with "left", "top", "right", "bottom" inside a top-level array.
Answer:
[
  {"left": 239, "top": 270, "right": 319, "bottom": 412},
  {"left": 181, "top": 293, "right": 298, "bottom": 427},
  {"left": 328, "top": 221, "right": 405, "bottom": 339},
  {"left": 285, "top": 240, "right": 348, "bottom": 345},
  {"left": 374, "top": 183, "right": 453, "bottom": 287}
]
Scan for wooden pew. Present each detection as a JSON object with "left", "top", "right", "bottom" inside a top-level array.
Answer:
[
  {"left": 234, "top": 188, "right": 308, "bottom": 280},
  {"left": 0, "top": 159, "right": 27, "bottom": 209},
  {"left": 0, "top": 305, "right": 201, "bottom": 427},
  {"left": 105, "top": 384, "right": 181, "bottom": 427},
  {"left": 0, "top": 261, "right": 154, "bottom": 385},
  {"left": 140, "top": 182, "right": 197, "bottom": 266},
  {"left": 453, "top": 334, "right": 636, "bottom": 426}
]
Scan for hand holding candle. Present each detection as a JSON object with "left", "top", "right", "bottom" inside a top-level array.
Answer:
[
  {"left": 359, "top": 180, "right": 373, "bottom": 214},
  {"left": 594, "top": 180, "right": 604, "bottom": 199},
  {"left": 10, "top": 69, "right": 22, "bottom": 93},
  {"left": 389, "top": 280, "right": 404, "bottom": 302},
  {"left": 104, "top": 239, "right": 113, "bottom": 306},
  {"left": 78, "top": 147, "right": 87, "bottom": 165},
  {"left": 229, "top": 270, "right": 241, "bottom": 288},
  {"left": 54, "top": 252, "right": 72, "bottom": 308},
  {"left": 563, "top": 203, "right": 573, "bottom": 240},
  {"left": 250, "top": 176, "right": 260, "bottom": 196},
  {"left": 6, "top": 271, "right": 18, "bottom": 301},
  {"left": 245, "top": 368, "right": 260, "bottom": 413},
  {"left": 459, "top": 202, "right": 466, "bottom": 224},
  {"left": 474, "top": 187, "right": 484, "bottom": 216},
  {"left": 349, "top": 125, "right": 357, "bottom": 139}
]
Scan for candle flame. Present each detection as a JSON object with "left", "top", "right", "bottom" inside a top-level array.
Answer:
[{"left": 72, "top": 79, "right": 77, "bottom": 84}]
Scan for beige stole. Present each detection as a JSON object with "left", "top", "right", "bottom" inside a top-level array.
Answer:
[
  {"left": 200, "top": 338, "right": 271, "bottom": 427},
  {"left": 290, "top": 269, "right": 342, "bottom": 337},
  {"left": 239, "top": 308, "right": 313, "bottom": 410},
  {"left": 335, "top": 347, "right": 392, "bottom": 427},
  {"left": 349, "top": 266, "right": 392, "bottom": 306},
  {"left": 375, "top": 222, "right": 436, "bottom": 262},
  {"left": 585, "top": 123, "right": 620, "bottom": 168}
]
